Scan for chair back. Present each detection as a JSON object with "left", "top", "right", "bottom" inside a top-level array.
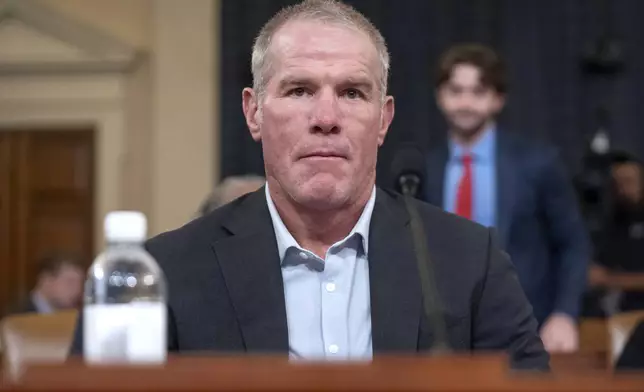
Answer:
[
  {"left": 0, "top": 310, "right": 78, "bottom": 378},
  {"left": 608, "top": 310, "right": 644, "bottom": 367}
]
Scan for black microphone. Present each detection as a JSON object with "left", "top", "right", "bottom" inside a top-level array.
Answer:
[
  {"left": 404, "top": 197, "right": 452, "bottom": 355},
  {"left": 390, "top": 143, "right": 427, "bottom": 199},
  {"left": 391, "top": 143, "right": 451, "bottom": 354}
]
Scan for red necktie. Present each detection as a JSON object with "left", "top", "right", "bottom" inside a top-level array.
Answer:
[{"left": 456, "top": 154, "right": 473, "bottom": 219}]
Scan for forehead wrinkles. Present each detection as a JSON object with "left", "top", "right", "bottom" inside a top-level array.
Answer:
[{"left": 266, "top": 21, "right": 381, "bottom": 87}]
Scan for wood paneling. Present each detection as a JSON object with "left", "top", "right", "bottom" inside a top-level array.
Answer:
[
  {"left": 0, "top": 134, "right": 12, "bottom": 315},
  {"left": 0, "top": 129, "right": 94, "bottom": 316}
]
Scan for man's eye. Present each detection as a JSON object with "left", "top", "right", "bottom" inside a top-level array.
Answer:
[
  {"left": 289, "top": 87, "right": 307, "bottom": 97},
  {"left": 344, "top": 88, "right": 363, "bottom": 99}
]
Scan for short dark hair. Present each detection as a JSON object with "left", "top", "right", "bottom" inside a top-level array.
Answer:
[
  {"left": 610, "top": 150, "right": 641, "bottom": 166},
  {"left": 37, "top": 253, "right": 83, "bottom": 278},
  {"left": 435, "top": 43, "right": 508, "bottom": 94}
]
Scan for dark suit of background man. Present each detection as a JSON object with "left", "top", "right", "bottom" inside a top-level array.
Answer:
[
  {"left": 425, "top": 44, "right": 590, "bottom": 354},
  {"left": 72, "top": 0, "right": 547, "bottom": 369}
]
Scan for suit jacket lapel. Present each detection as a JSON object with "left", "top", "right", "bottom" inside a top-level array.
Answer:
[
  {"left": 425, "top": 144, "right": 448, "bottom": 207},
  {"left": 496, "top": 132, "right": 517, "bottom": 248},
  {"left": 213, "top": 188, "right": 289, "bottom": 353},
  {"left": 369, "top": 189, "right": 422, "bottom": 353}
]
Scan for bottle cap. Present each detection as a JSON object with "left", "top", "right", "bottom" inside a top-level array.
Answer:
[{"left": 104, "top": 211, "right": 147, "bottom": 243}]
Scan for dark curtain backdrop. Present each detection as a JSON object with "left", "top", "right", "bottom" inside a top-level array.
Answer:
[{"left": 219, "top": 0, "right": 644, "bottom": 184}]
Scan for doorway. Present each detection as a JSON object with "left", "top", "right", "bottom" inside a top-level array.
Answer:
[{"left": 0, "top": 128, "right": 94, "bottom": 315}]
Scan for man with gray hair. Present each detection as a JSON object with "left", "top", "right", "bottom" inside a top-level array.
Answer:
[{"left": 72, "top": 0, "right": 548, "bottom": 369}]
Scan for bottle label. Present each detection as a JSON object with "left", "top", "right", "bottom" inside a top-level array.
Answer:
[{"left": 83, "top": 303, "right": 167, "bottom": 364}]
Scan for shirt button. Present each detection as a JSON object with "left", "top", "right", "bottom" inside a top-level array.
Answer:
[
  {"left": 299, "top": 252, "right": 309, "bottom": 260},
  {"left": 325, "top": 282, "right": 336, "bottom": 292},
  {"left": 328, "top": 344, "right": 339, "bottom": 354}
]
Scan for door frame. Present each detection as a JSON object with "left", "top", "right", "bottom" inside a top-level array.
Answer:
[{"left": 0, "top": 75, "right": 126, "bottom": 250}]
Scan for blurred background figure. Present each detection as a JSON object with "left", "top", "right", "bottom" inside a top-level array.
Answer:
[
  {"left": 196, "top": 175, "right": 265, "bottom": 217},
  {"left": 611, "top": 153, "right": 644, "bottom": 222},
  {"left": 8, "top": 254, "right": 84, "bottom": 315},
  {"left": 424, "top": 44, "right": 590, "bottom": 353},
  {"left": 588, "top": 152, "right": 644, "bottom": 314}
]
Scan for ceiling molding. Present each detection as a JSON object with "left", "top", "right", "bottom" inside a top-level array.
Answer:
[{"left": 0, "top": 0, "right": 143, "bottom": 75}]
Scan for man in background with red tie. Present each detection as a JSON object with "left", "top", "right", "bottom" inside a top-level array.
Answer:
[{"left": 424, "top": 44, "right": 590, "bottom": 353}]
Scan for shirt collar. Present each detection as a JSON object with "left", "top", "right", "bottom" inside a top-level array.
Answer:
[
  {"left": 31, "top": 291, "right": 54, "bottom": 314},
  {"left": 265, "top": 184, "right": 376, "bottom": 263},
  {"left": 449, "top": 124, "right": 496, "bottom": 162}
]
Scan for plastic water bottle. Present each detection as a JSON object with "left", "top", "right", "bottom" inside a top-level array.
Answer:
[{"left": 83, "top": 211, "right": 167, "bottom": 364}]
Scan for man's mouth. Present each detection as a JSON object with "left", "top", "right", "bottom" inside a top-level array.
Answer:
[{"left": 299, "top": 150, "right": 347, "bottom": 160}]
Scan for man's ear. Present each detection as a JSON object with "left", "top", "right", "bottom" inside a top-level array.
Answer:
[
  {"left": 242, "top": 88, "right": 261, "bottom": 141},
  {"left": 434, "top": 88, "right": 444, "bottom": 111},
  {"left": 493, "top": 92, "right": 506, "bottom": 114},
  {"left": 377, "top": 96, "right": 395, "bottom": 146}
]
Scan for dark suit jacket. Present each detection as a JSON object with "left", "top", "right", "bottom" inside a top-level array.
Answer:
[
  {"left": 71, "top": 187, "right": 548, "bottom": 369},
  {"left": 425, "top": 131, "right": 590, "bottom": 324}
]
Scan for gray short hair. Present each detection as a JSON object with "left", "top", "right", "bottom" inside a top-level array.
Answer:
[
  {"left": 197, "top": 175, "right": 265, "bottom": 216},
  {"left": 251, "top": 0, "right": 389, "bottom": 100}
]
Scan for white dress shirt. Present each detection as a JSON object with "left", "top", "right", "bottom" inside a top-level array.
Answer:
[{"left": 265, "top": 185, "right": 376, "bottom": 360}]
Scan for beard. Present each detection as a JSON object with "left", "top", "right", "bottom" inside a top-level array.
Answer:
[{"left": 447, "top": 111, "right": 489, "bottom": 137}]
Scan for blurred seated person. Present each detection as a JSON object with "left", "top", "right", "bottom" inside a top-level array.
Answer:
[
  {"left": 196, "top": 175, "right": 265, "bottom": 216},
  {"left": 9, "top": 254, "right": 84, "bottom": 315},
  {"left": 590, "top": 152, "right": 644, "bottom": 312}
]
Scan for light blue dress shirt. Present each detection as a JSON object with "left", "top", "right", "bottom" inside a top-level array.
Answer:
[
  {"left": 265, "top": 185, "right": 375, "bottom": 360},
  {"left": 443, "top": 126, "right": 497, "bottom": 228},
  {"left": 32, "top": 291, "right": 54, "bottom": 314}
]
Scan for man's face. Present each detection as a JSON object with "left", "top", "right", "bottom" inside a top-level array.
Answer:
[
  {"left": 42, "top": 265, "right": 84, "bottom": 309},
  {"left": 436, "top": 64, "right": 505, "bottom": 138},
  {"left": 243, "top": 21, "right": 394, "bottom": 210},
  {"left": 612, "top": 162, "right": 643, "bottom": 206}
]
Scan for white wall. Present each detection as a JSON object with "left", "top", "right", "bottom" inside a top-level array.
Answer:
[
  {"left": 151, "top": 0, "right": 216, "bottom": 234},
  {"left": 39, "top": 0, "right": 152, "bottom": 49}
]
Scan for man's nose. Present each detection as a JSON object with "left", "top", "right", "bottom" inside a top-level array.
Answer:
[
  {"left": 454, "top": 94, "right": 475, "bottom": 108},
  {"left": 310, "top": 88, "right": 340, "bottom": 134}
]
